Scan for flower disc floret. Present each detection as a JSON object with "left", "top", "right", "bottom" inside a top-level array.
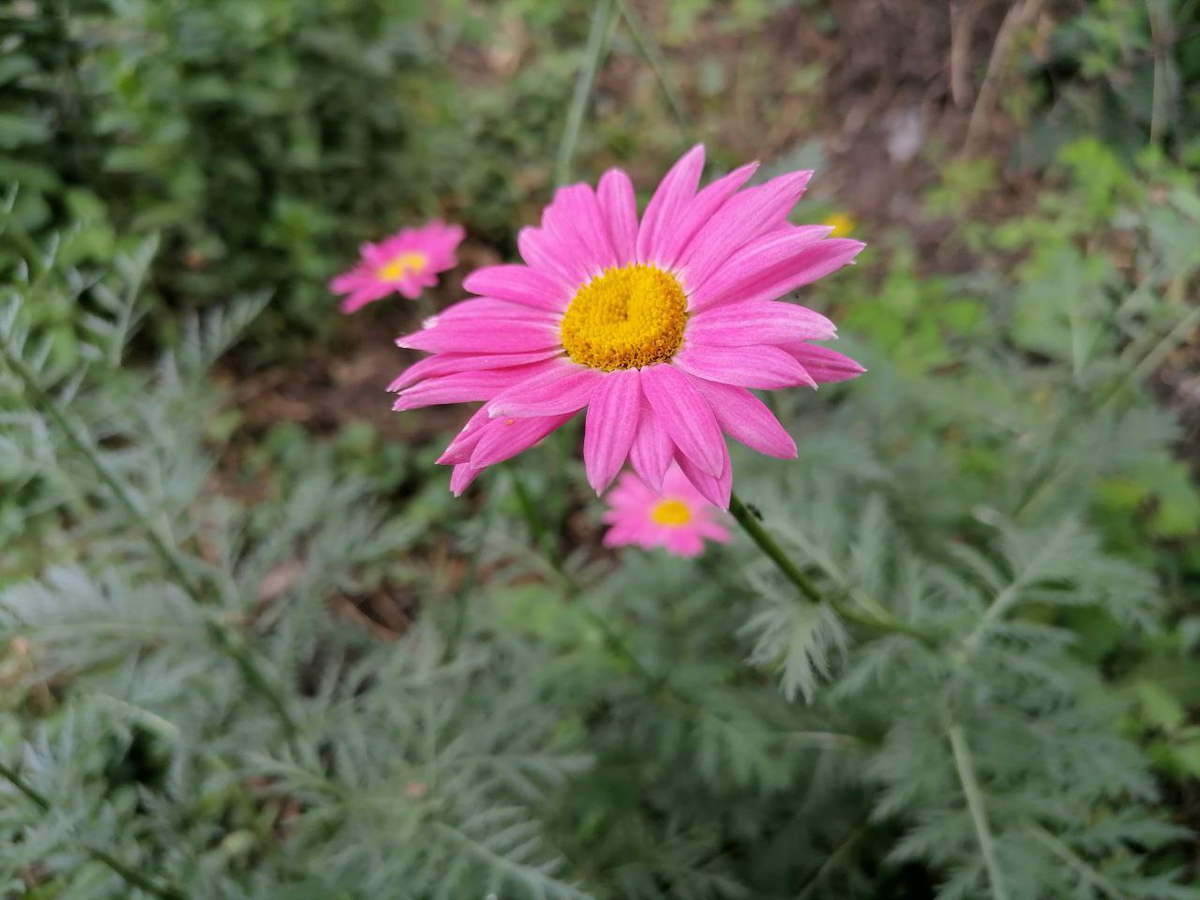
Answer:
[
  {"left": 379, "top": 252, "right": 427, "bottom": 281},
  {"left": 561, "top": 263, "right": 688, "bottom": 371},
  {"left": 650, "top": 498, "right": 692, "bottom": 527}
]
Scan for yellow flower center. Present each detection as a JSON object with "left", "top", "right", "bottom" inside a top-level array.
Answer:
[
  {"left": 821, "top": 213, "right": 855, "bottom": 237},
  {"left": 650, "top": 498, "right": 692, "bottom": 527},
  {"left": 560, "top": 264, "right": 688, "bottom": 371},
  {"left": 378, "top": 252, "right": 427, "bottom": 281}
]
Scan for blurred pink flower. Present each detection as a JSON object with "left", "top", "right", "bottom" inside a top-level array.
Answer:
[
  {"left": 390, "top": 145, "right": 865, "bottom": 504},
  {"left": 330, "top": 221, "right": 465, "bottom": 313},
  {"left": 603, "top": 464, "right": 732, "bottom": 558}
]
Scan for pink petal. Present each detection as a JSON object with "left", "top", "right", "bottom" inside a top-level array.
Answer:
[
  {"left": 463, "top": 265, "right": 569, "bottom": 311},
  {"left": 691, "top": 378, "right": 797, "bottom": 459},
  {"left": 672, "top": 344, "right": 817, "bottom": 390},
  {"left": 450, "top": 462, "right": 484, "bottom": 496},
  {"left": 330, "top": 269, "right": 373, "bottom": 293},
  {"left": 629, "top": 401, "right": 674, "bottom": 492},
  {"left": 583, "top": 368, "right": 642, "bottom": 494},
  {"left": 392, "top": 364, "right": 558, "bottom": 411},
  {"left": 674, "top": 442, "right": 732, "bottom": 509},
  {"left": 338, "top": 284, "right": 392, "bottom": 314},
  {"left": 487, "top": 363, "right": 603, "bottom": 417},
  {"left": 597, "top": 168, "right": 639, "bottom": 263},
  {"left": 434, "top": 298, "right": 553, "bottom": 323},
  {"left": 663, "top": 530, "right": 705, "bottom": 558},
  {"left": 396, "top": 318, "right": 559, "bottom": 354},
  {"left": 545, "top": 183, "right": 617, "bottom": 272},
  {"left": 657, "top": 161, "right": 759, "bottom": 268},
  {"left": 687, "top": 301, "right": 837, "bottom": 346},
  {"left": 779, "top": 343, "right": 867, "bottom": 383},
  {"left": 694, "top": 517, "right": 734, "bottom": 545},
  {"left": 437, "top": 406, "right": 493, "bottom": 465},
  {"left": 640, "top": 364, "right": 726, "bottom": 478},
  {"left": 695, "top": 239, "right": 865, "bottom": 312},
  {"left": 469, "top": 412, "right": 576, "bottom": 468},
  {"left": 389, "top": 349, "right": 562, "bottom": 392},
  {"left": 687, "top": 226, "right": 830, "bottom": 310},
  {"left": 636, "top": 144, "right": 705, "bottom": 264},
  {"left": 518, "top": 227, "right": 580, "bottom": 288},
  {"left": 678, "top": 170, "right": 813, "bottom": 288}
]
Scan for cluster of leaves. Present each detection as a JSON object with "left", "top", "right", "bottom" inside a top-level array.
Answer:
[
  {"left": 4, "top": 2, "right": 1200, "bottom": 898},
  {"left": 3, "top": 132, "right": 1200, "bottom": 897},
  {"left": 0, "top": 0, "right": 632, "bottom": 363}
]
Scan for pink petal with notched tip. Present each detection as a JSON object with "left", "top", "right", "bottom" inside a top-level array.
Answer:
[
  {"left": 487, "top": 363, "right": 603, "bottom": 418},
  {"left": 640, "top": 364, "right": 726, "bottom": 478},
  {"left": 583, "top": 368, "right": 642, "bottom": 494},
  {"left": 450, "top": 462, "right": 483, "bottom": 496},
  {"left": 597, "top": 169, "right": 639, "bottom": 262},
  {"left": 463, "top": 265, "right": 569, "bottom": 311},
  {"left": 672, "top": 344, "right": 817, "bottom": 390},
  {"left": 686, "top": 301, "right": 837, "bottom": 346},
  {"left": 674, "top": 440, "right": 733, "bottom": 509},
  {"left": 629, "top": 401, "right": 674, "bottom": 493},
  {"left": 778, "top": 343, "right": 867, "bottom": 384},
  {"left": 691, "top": 378, "right": 797, "bottom": 459},
  {"left": 636, "top": 144, "right": 705, "bottom": 264}
]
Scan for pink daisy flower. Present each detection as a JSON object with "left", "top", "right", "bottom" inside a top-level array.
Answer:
[
  {"left": 603, "top": 464, "right": 732, "bottom": 558},
  {"left": 331, "top": 221, "right": 465, "bottom": 313},
  {"left": 390, "top": 145, "right": 865, "bottom": 506}
]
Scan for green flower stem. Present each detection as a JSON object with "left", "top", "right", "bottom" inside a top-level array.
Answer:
[
  {"left": 1, "top": 340, "right": 301, "bottom": 747},
  {"left": 0, "top": 760, "right": 188, "bottom": 900},
  {"left": 728, "top": 493, "right": 823, "bottom": 602},
  {"left": 729, "top": 492, "right": 935, "bottom": 645}
]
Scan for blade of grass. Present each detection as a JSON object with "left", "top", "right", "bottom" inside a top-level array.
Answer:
[
  {"left": 556, "top": 0, "right": 617, "bottom": 187},
  {"left": 614, "top": 0, "right": 693, "bottom": 138}
]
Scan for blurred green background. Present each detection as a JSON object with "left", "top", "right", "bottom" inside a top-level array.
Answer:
[{"left": 2, "top": 1, "right": 1200, "bottom": 898}]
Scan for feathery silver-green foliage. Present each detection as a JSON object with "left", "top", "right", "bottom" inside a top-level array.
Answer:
[{"left": 3, "top": 153, "right": 1199, "bottom": 898}]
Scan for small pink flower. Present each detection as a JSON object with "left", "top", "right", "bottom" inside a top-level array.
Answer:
[
  {"left": 330, "top": 221, "right": 465, "bottom": 314},
  {"left": 390, "top": 145, "right": 865, "bottom": 504},
  {"left": 603, "top": 464, "right": 732, "bottom": 558}
]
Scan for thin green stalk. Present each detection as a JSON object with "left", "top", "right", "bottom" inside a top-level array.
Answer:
[
  {"left": 729, "top": 492, "right": 934, "bottom": 644},
  {"left": 614, "top": 0, "right": 693, "bottom": 137},
  {"left": 555, "top": 0, "right": 616, "bottom": 187},
  {"left": 1, "top": 339, "right": 300, "bottom": 746},
  {"left": 0, "top": 761, "right": 187, "bottom": 900},
  {"left": 948, "top": 724, "right": 1011, "bottom": 900},
  {"left": 729, "top": 493, "right": 822, "bottom": 602}
]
